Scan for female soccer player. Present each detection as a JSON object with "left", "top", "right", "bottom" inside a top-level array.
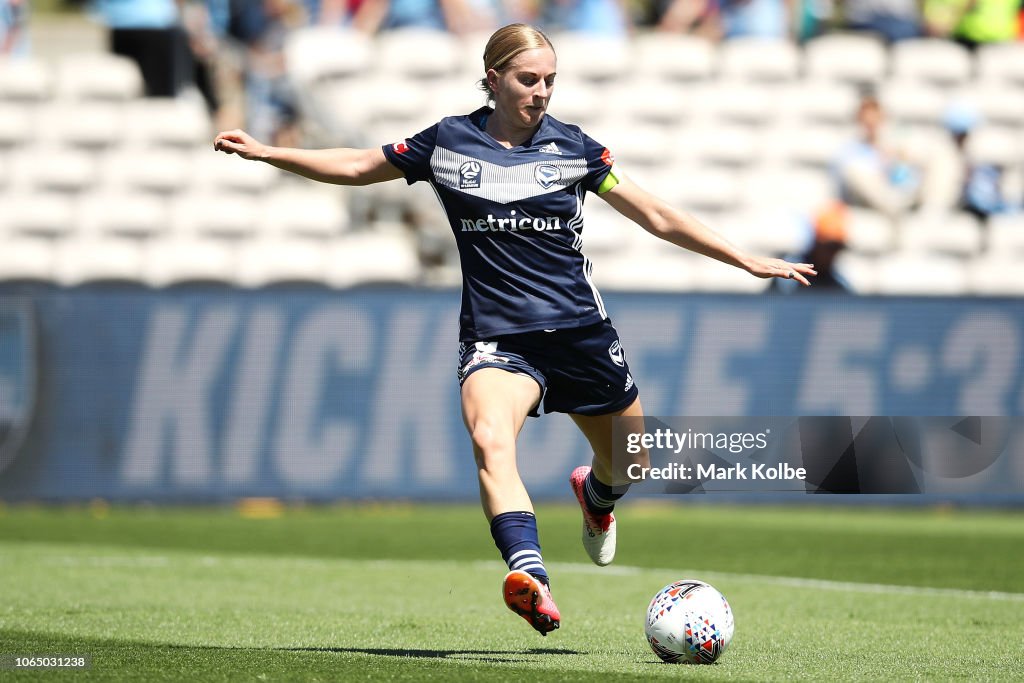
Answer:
[{"left": 214, "top": 23, "right": 815, "bottom": 636}]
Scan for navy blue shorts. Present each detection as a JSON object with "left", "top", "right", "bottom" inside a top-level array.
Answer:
[{"left": 457, "top": 319, "right": 639, "bottom": 417}]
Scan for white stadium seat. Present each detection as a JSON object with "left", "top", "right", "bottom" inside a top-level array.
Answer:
[
  {"left": 781, "top": 81, "right": 860, "bottom": 127},
  {"left": 879, "top": 80, "right": 947, "bottom": 129},
  {"left": 236, "top": 237, "right": 331, "bottom": 287},
  {"left": 123, "top": 98, "right": 211, "bottom": 148},
  {"left": 76, "top": 192, "right": 169, "bottom": 239},
  {"left": 986, "top": 214, "right": 1024, "bottom": 254},
  {"left": 965, "top": 127, "right": 1023, "bottom": 167},
  {"left": 56, "top": 53, "right": 143, "bottom": 101},
  {"left": 374, "top": 29, "right": 461, "bottom": 80},
  {"left": 695, "top": 81, "right": 775, "bottom": 127},
  {"left": 690, "top": 257, "right": 771, "bottom": 293},
  {"left": 891, "top": 39, "right": 972, "bottom": 87},
  {"left": 0, "top": 58, "right": 53, "bottom": 102},
  {"left": 14, "top": 148, "right": 98, "bottom": 194},
  {"left": 833, "top": 252, "right": 879, "bottom": 294},
  {"left": 145, "top": 236, "right": 236, "bottom": 286},
  {"left": 740, "top": 166, "right": 834, "bottom": 215},
  {"left": 101, "top": 149, "right": 193, "bottom": 195},
  {"left": 954, "top": 86, "right": 1024, "bottom": 129},
  {"left": 593, "top": 250, "right": 698, "bottom": 292},
  {"left": 171, "top": 191, "right": 262, "bottom": 240},
  {"left": 550, "top": 33, "right": 630, "bottom": 83},
  {"left": 976, "top": 42, "right": 1024, "bottom": 87},
  {"left": 37, "top": 102, "right": 123, "bottom": 150},
  {"left": 54, "top": 236, "right": 147, "bottom": 285},
  {"left": 0, "top": 105, "right": 32, "bottom": 148},
  {"left": 679, "top": 124, "right": 759, "bottom": 168},
  {"left": 323, "top": 232, "right": 421, "bottom": 288},
  {"left": 899, "top": 211, "right": 982, "bottom": 257},
  {"left": 609, "top": 79, "right": 690, "bottom": 127},
  {"left": 0, "top": 236, "right": 56, "bottom": 281},
  {"left": 718, "top": 39, "right": 800, "bottom": 82},
  {"left": 284, "top": 26, "right": 372, "bottom": 88},
  {"left": 259, "top": 185, "right": 350, "bottom": 239},
  {"left": 2, "top": 192, "right": 77, "bottom": 238},
  {"left": 764, "top": 124, "right": 849, "bottom": 169},
  {"left": 845, "top": 207, "right": 894, "bottom": 254},
  {"left": 717, "top": 208, "right": 810, "bottom": 255},
  {"left": 194, "top": 149, "right": 280, "bottom": 194},
  {"left": 804, "top": 33, "right": 888, "bottom": 84},
  {"left": 662, "top": 167, "right": 743, "bottom": 213},
  {"left": 874, "top": 253, "right": 968, "bottom": 295},
  {"left": 544, "top": 79, "right": 606, "bottom": 127},
  {"left": 967, "top": 255, "right": 1024, "bottom": 296},
  {"left": 633, "top": 33, "right": 715, "bottom": 82}
]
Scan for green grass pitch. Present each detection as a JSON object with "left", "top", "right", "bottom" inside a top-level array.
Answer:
[{"left": 1, "top": 503, "right": 1022, "bottom": 681}]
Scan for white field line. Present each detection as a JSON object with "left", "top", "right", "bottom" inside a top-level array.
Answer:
[{"left": 7, "top": 547, "right": 1023, "bottom": 603}]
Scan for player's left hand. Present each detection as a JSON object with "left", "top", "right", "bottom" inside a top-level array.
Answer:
[{"left": 745, "top": 258, "right": 817, "bottom": 286}]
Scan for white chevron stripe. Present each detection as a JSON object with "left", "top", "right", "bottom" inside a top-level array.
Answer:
[
  {"left": 507, "top": 549, "right": 541, "bottom": 563},
  {"left": 430, "top": 146, "right": 588, "bottom": 205}
]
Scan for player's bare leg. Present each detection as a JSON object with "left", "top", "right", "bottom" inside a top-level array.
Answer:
[
  {"left": 569, "top": 397, "right": 650, "bottom": 566},
  {"left": 461, "top": 368, "right": 560, "bottom": 634}
]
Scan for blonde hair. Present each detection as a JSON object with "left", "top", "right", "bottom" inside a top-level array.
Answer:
[{"left": 478, "top": 24, "right": 555, "bottom": 102}]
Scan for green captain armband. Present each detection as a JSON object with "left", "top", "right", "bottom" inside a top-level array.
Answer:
[{"left": 597, "top": 163, "right": 623, "bottom": 194}]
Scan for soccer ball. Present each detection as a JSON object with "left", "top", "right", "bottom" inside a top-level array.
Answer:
[{"left": 644, "top": 579, "right": 734, "bottom": 664}]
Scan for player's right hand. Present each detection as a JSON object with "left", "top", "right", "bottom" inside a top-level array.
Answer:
[{"left": 213, "top": 129, "right": 268, "bottom": 160}]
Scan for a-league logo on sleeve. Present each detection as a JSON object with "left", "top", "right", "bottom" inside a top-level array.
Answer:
[
  {"left": 392, "top": 141, "right": 410, "bottom": 154},
  {"left": 601, "top": 148, "right": 615, "bottom": 166}
]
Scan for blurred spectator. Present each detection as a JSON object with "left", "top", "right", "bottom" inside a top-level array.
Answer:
[
  {"left": 350, "top": 0, "right": 498, "bottom": 34},
  {"left": 654, "top": 0, "right": 792, "bottom": 39},
  {"left": 923, "top": 0, "right": 1019, "bottom": 48},
  {"left": 91, "top": 0, "right": 191, "bottom": 97},
  {"left": 773, "top": 201, "right": 852, "bottom": 293},
  {"left": 540, "top": 0, "right": 632, "bottom": 36},
  {"left": 0, "top": 0, "right": 28, "bottom": 57},
  {"left": 841, "top": 0, "right": 921, "bottom": 41},
  {"left": 833, "top": 94, "right": 924, "bottom": 222},
  {"left": 942, "top": 103, "right": 1022, "bottom": 221}
]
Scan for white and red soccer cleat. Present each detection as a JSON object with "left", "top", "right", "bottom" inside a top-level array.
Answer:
[
  {"left": 569, "top": 465, "right": 616, "bottom": 566},
  {"left": 502, "top": 570, "right": 560, "bottom": 635}
]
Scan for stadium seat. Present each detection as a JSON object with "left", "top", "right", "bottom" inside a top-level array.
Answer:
[
  {"left": 680, "top": 124, "right": 758, "bottom": 168},
  {"left": 14, "top": 149, "right": 97, "bottom": 194},
  {"left": 954, "top": 85, "right": 1024, "bottom": 129},
  {"left": 0, "top": 236, "right": 56, "bottom": 281},
  {"left": 804, "top": 34, "right": 888, "bottom": 85},
  {"left": 2, "top": 192, "right": 76, "bottom": 238},
  {"left": 236, "top": 236, "right": 331, "bottom": 287},
  {"left": 323, "top": 232, "right": 421, "bottom": 287},
  {"left": 833, "top": 251, "right": 878, "bottom": 293},
  {"left": 194, "top": 149, "right": 280, "bottom": 194},
  {"left": 544, "top": 79, "right": 606, "bottom": 127},
  {"left": 661, "top": 166, "right": 742, "bottom": 213},
  {"left": 76, "top": 192, "right": 169, "bottom": 239},
  {"left": 716, "top": 208, "right": 810, "bottom": 256},
  {"left": 967, "top": 255, "right": 1024, "bottom": 296},
  {"left": 975, "top": 42, "right": 1024, "bottom": 87},
  {"left": 284, "top": 26, "right": 372, "bottom": 88},
  {"left": 580, "top": 200, "right": 638, "bottom": 255},
  {"left": 171, "top": 191, "right": 262, "bottom": 240},
  {"left": 426, "top": 81, "right": 491, "bottom": 122},
  {"left": 845, "top": 207, "right": 894, "bottom": 254},
  {"left": 123, "top": 98, "right": 211, "bottom": 148},
  {"left": 374, "top": 29, "right": 461, "bottom": 80},
  {"left": 740, "top": 166, "right": 834, "bottom": 214},
  {"left": 37, "top": 102, "right": 123, "bottom": 150},
  {"left": 0, "top": 105, "right": 32, "bottom": 148},
  {"left": 633, "top": 33, "right": 715, "bottom": 82},
  {"left": 549, "top": 33, "right": 630, "bottom": 83},
  {"left": 696, "top": 81, "right": 774, "bottom": 127},
  {"left": 594, "top": 123, "right": 672, "bottom": 169},
  {"left": 145, "top": 236, "right": 236, "bottom": 286},
  {"left": 780, "top": 81, "right": 859, "bottom": 127},
  {"left": 320, "top": 75, "right": 430, "bottom": 132},
  {"left": 101, "top": 149, "right": 192, "bottom": 195},
  {"left": 0, "top": 58, "right": 52, "bottom": 102},
  {"left": 56, "top": 53, "right": 143, "bottom": 101},
  {"left": 899, "top": 211, "right": 982, "bottom": 257},
  {"left": 891, "top": 39, "right": 972, "bottom": 87},
  {"left": 592, "top": 250, "right": 698, "bottom": 292},
  {"left": 765, "top": 124, "right": 849, "bottom": 169},
  {"left": 718, "top": 38, "right": 800, "bottom": 82},
  {"left": 259, "top": 185, "right": 349, "bottom": 239},
  {"left": 879, "top": 80, "right": 947, "bottom": 129},
  {"left": 608, "top": 78, "right": 690, "bottom": 127},
  {"left": 986, "top": 213, "right": 1024, "bottom": 254},
  {"left": 54, "top": 236, "right": 147, "bottom": 285},
  {"left": 965, "top": 126, "right": 1023, "bottom": 167},
  {"left": 874, "top": 252, "right": 968, "bottom": 295}
]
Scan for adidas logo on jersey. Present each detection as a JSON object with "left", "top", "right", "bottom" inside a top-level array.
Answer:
[
  {"left": 538, "top": 142, "right": 562, "bottom": 155},
  {"left": 459, "top": 211, "right": 561, "bottom": 232}
]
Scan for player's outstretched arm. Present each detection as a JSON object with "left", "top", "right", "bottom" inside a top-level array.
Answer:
[
  {"left": 213, "top": 129, "right": 403, "bottom": 186},
  {"left": 599, "top": 176, "right": 817, "bottom": 286}
]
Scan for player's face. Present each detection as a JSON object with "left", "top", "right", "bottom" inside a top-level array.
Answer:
[{"left": 491, "top": 47, "right": 557, "bottom": 128}]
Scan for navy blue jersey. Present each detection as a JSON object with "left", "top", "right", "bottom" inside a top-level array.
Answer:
[{"left": 382, "top": 106, "right": 617, "bottom": 341}]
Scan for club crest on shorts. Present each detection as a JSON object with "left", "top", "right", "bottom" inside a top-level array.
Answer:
[
  {"left": 608, "top": 340, "right": 624, "bottom": 367},
  {"left": 534, "top": 164, "right": 561, "bottom": 189},
  {"left": 459, "top": 160, "right": 482, "bottom": 189}
]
